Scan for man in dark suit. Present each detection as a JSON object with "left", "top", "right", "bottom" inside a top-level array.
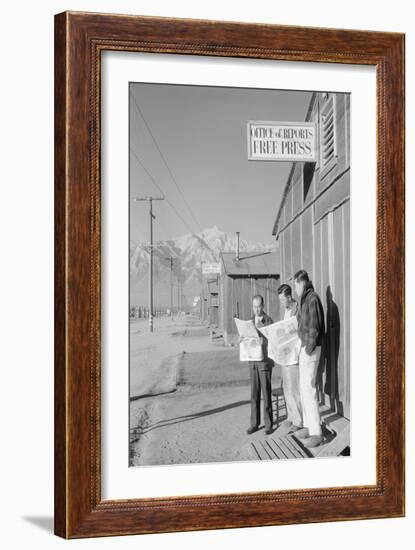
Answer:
[{"left": 245, "top": 294, "right": 274, "bottom": 435}]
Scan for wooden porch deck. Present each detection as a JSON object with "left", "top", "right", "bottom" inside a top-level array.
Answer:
[{"left": 249, "top": 389, "right": 350, "bottom": 461}]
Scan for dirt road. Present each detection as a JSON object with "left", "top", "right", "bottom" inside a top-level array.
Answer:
[{"left": 129, "top": 315, "right": 282, "bottom": 466}]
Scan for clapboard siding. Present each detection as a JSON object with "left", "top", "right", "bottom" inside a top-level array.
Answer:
[
  {"left": 292, "top": 218, "right": 302, "bottom": 275},
  {"left": 301, "top": 206, "right": 313, "bottom": 276},
  {"left": 343, "top": 199, "right": 351, "bottom": 416},
  {"left": 274, "top": 91, "right": 351, "bottom": 418}
]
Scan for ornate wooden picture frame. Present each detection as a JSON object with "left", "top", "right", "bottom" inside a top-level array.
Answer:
[{"left": 54, "top": 11, "right": 405, "bottom": 538}]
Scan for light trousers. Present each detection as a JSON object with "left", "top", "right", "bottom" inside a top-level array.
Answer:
[
  {"left": 281, "top": 364, "right": 303, "bottom": 427},
  {"left": 299, "top": 346, "right": 322, "bottom": 436}
]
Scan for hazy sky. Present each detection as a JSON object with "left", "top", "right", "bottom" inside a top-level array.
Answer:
[{"left": 129, "top": 83, "right": 312, "bottom": 247}]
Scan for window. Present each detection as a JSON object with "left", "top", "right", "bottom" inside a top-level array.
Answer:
[
  {"left": 303, "top": 162, "right": 314, "bottom": 201},
  {"left": 320, "top": 94, "right": 337, "bottom": 172}
]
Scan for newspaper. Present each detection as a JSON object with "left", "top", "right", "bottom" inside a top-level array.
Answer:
[
  {"left": 234, "top": 318, "right": 263, "bottom": 362},
  {"left": 258, "top": 316, "right": 301, "bottom": 366}
]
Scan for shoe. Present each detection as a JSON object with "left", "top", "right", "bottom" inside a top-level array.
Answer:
[
  {"left": 293, "top": 427, "right": 309, "bottom": 438},
  {"left": 246, "top": 426, "right": 259, "bottom": 435},
  {"left": 288, "top": 424, "right": 303, "bottom": 434},
  {"left": 265, "top": 428, "right": 273, "bottom": 435},
  {"left": 302, "top": 435, "right": 323, "bottom": 448}
]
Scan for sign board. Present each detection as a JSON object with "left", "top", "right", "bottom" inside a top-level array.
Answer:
[
  {"left": 202, "top": 262, "right": 221, "bottom": 275},
  {"left": 247, "top": 121, "right": 316, "bottom": 162}
]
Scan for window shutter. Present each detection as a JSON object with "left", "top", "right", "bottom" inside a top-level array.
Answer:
[{"left": 320, "top": 95, "right": 336, "bottom": 171}]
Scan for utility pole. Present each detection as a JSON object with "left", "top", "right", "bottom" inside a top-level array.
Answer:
[
  {"left": 165, "top": 256, "right": 175, "bottom": 314},
  {"left": 133, "top": 196, "right": 164, "bottom": 332}
]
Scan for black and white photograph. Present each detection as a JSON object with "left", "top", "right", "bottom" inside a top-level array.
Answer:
[
  {"left": 129, "top": 82, "right": 350, "bottom": 467},
  {"left": 1, "top": 0, "right": 410, "bottom": 545}
]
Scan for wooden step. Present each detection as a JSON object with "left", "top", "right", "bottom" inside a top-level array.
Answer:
[
  {"left": 311, "top": 414, "right": 350, "bottom": 458},
  {"left": 251, "top": 434, "right": 312, "bottom": 460},
  {"left": 250, "top": 412, "right": 350, "bottom": 460}
]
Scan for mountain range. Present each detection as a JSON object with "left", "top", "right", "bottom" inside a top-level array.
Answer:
[{"left": 130, "top": 226, "right": 277, "bottom": 308}]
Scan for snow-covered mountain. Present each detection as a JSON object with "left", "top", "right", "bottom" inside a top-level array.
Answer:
[{"left": 130, "top": 225, "right": 276, "bottom": 289}]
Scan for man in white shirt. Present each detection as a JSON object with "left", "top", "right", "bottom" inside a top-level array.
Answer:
[{"left": 277, "top": 284, "right": 303, "bottom": 435}]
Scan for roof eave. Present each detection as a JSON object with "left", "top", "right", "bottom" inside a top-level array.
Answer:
[{"left": 271, "top": 92, "right": 317, "bottom": 238}]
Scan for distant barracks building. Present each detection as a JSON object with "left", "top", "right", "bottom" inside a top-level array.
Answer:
[
  {"left": 219, "top": 252, "right": 280, "bottom": 346},
  {"left": 272, "top": 92, "right": 351, "bottom": 419}
]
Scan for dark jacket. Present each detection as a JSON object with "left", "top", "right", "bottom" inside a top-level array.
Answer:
[
  {"left": 250, "top": 312, "right": 274, "bottom": 366},
  {"left": 297, "top": 282, "right": 325, "bottom": 355}
]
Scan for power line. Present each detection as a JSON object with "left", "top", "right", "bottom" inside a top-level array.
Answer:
[
  {"left": 132, "top": 196, "right": 164, "bottom": 332},
  {"left": 130, "top": 147, "right": 164, "bottom": 197},
  {"left": 146, "top": 174, "right": 218, "bottom": 262},
  {"left": 165, "top": 256, "right": 175, "bottom": 313},
  {"left": 158, "top": 238, "right": 180, "bottom": 259},
  {"left": 130, "top": 91, "right": 203, "bottom": 232},
  {"left": 130, "top": 146, "right": 195, "bottom": 235},
  {"left": 131, "top": 149, "right": 217, "bottom": 262},
  {"left": 129, "top": 94, "right": 218, "bottom": 262},
  {"left": 131, "top": 145, "right": 217, "bottom": 259}
]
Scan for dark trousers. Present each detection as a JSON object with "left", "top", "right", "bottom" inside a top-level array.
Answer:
[{"left": 249, "top": 362, "right": 273, "bottom": 430}]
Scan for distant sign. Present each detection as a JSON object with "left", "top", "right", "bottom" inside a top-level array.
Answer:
[
  {"left": 247, "top": 121, "right": 316, "bottom": 162},
  {"left": 202, "top": 262, "right": 221, "bottom": 275}
]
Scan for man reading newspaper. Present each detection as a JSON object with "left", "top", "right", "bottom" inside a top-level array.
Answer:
[
  {"left": 236, "top": 295, "right": 274, "bottom": 435},
  {"left": 276, "top": 284, "right": 303, "bottom": 435}
]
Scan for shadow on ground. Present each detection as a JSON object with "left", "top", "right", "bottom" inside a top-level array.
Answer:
[
  {"left": 140, "top": 399, "right": 250, "bottom": 434},
  {"left": 176, "top": 348, "right": 254, "bottom": 389}
]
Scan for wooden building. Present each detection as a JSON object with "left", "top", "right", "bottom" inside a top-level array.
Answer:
[
  {"left": 219, "top": 252, "right": 280, "bottom": 346},
  {"left": 200, "top": 282, "right": 208, "bottom": 322},
  {"left": 272, "top": 91, "right": 351, "bottom": 419},
  {"left": 207, "top": 277, "right": 219, "bottom": 326},
  {"left": 200, "top": 277, "right": 219, "bottom": 325}
]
